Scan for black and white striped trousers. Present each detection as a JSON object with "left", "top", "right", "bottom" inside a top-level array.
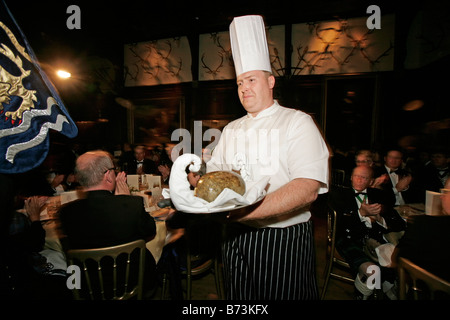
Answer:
[{"left": 222, "top": 220, "right": 318, "bottom": 300}]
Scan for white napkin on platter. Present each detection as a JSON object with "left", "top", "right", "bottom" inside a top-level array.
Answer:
[{"left": 166, "top": 153, "right": 268, "bottom": 213}]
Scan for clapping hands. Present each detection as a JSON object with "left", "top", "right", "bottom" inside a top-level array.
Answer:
[
  {"left": 395, "top": 175, "right": 412, "bottom": 192},
  {"left": 360, "top": 201, "right": 382, "bottom": 223},
  {"left": 371, "top": 174, "right": 389, "bottom": 189},
  {"left": 115, "top": 171, "right": 130, "bottom": 195},
  {"left": 24, "top": 196, "right": 48, "bottom": 222}
]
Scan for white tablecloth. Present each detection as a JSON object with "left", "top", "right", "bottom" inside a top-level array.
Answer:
[{"left": 146, "top": 220, "right": 167, "bottom": 263}]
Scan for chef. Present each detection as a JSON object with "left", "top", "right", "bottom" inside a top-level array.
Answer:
[{"left": 207, "top": 15, "right": 330, "bottom": 300}]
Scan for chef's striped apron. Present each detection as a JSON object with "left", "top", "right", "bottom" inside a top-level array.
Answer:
[{"left": 221, "top": 220, "right": 318, "bottom": 300}]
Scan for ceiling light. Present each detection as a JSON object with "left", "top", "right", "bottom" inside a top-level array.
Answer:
[{"left": 56, "top": 70, "right": 71, "bottom": 79}]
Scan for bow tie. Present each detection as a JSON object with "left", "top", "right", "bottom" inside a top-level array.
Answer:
[
  {"left": 355, "top": 192, "right": 367, "bottom": 196},
  {"left": 389, "top": 170, "right": 398, "bottom": 174},
  {"left": 137, "top": 161, "right": 144, "bottom": 164},
  {"left": 438, "top": 169, "right": 448, "bottom": 179}
]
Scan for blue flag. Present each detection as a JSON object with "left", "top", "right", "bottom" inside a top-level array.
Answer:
[{"left": 0, "top": 1, "right": 78, "bottom": 174}]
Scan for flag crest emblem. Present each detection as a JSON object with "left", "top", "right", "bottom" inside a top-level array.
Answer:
[{"left": 0, "top": 1, "right": 78, "bottom": 174}]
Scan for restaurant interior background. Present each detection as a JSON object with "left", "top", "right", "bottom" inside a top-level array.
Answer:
[{"left": 7, "top": 0, "right": 450, "bottom": 161}]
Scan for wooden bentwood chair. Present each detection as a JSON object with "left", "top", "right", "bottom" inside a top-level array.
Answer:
[
  {"left": 320, "top": 208, "right": 354, "bottom": 300},
  {"left": 66, "top": 239, "right": 146, "bottom": 300},
  {"left": 398, "top": 257, "right": 450, "bottom": 300}
]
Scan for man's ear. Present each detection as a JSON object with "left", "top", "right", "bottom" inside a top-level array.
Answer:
[
  {"left": 104, "top": 171, "right": 113, "bottom": 183},
  {"left": 268, "top": 75, "right": 275, "bottom": 89}
]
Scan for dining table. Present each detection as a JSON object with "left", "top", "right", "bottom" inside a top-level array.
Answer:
[{"left": 395, "top": 202, "right": 426, "bottom": 221}]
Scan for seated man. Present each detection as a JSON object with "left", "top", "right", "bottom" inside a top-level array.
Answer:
[
  {"left": 59, "top": 150, "right": 157, "bottom": 297},
  {"left": 373, "top": 148, "right": 419, "bottom": 206},
  {"left": 355, "top": 149, "right": 374, "bottom": 167},
  {"left": 4, "top": 195, "right": 71, "bottom": 299},
  {"left": 354, "top": 149, "right": 386, "bottom": 189},
  {"left": 416, "top": 148, "right": 449, "bottom": 200},
  {"left": 128, "top": 145, "right": 159, "bottom": 175},
  {"left": 328, "top": 165, "right": 406, "bottom": 300},
  {"left": 394, "top": 177, "right": 450, "bottom": 284}
]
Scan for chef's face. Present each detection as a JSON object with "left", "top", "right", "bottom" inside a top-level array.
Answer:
[{"left": 237, "top": 70, "right": 275, "bottom": 117}]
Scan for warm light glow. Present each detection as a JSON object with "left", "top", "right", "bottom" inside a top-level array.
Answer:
[
  {"left": 56, "top": 70, "right": 71, "bottom": 79},
  {"left": 403, "top": 99, "right": 424, "bottom": 111}
]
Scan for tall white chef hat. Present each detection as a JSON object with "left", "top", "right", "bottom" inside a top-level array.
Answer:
[{"left": 229, "top": 15, "right": 272, "bottom": 77}]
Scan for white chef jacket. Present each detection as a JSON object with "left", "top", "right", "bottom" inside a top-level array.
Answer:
[{"left": 207, "top": 100, "right": 329, "bottom": 228}]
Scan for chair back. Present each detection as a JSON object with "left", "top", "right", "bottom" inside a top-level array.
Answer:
[
  {"left": 326, "top": 208, "right": 337, "bottom": 258},
  {"left": 320, "top": 207, "right": 354, "bottom": 300},
  {"left": 66, "top": 239, "right": 146, "bottom": 300},
  {"left": 331, "top": 169, "right": 346, "bottom": 187},
  {"left": 398, "top": 257, "right": 450, "bottom": 300}
]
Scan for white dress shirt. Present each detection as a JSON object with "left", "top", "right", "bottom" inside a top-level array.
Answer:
[
  {"left": 354, "top": 188, "right": 387, "bottom": 229},
  {"left": 386, "top": 165, "right": 405, "bottom": 205},
  {"left": 354, "top": 188, "right": 372, "bottom": 228},
  {"left": 207, "top": 100, "right": 329, "bottom": 228}
]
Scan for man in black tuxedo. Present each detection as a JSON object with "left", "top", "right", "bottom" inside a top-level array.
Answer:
[
  {"left": 416, "top": 149, "right": 449, "bottom": 202},
  {"left": 373, "top": 148, "right": 419, "bottom": 205},
  {"left": 59, "top": 150, "right": 157, "bottom": 297},
  {"left": 328, "top": 165, "right": 406, "bottom": 300},
  {"left": 128, "top": 145, "right": 159, "bottom": 175}
]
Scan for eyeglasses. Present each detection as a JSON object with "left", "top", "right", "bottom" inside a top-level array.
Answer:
[
  {"left": 103, "top": 167, "right": 116, "bottom": 174},
  {"left": 352, "top": 175, "right": 370, "bottom": 181}
]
